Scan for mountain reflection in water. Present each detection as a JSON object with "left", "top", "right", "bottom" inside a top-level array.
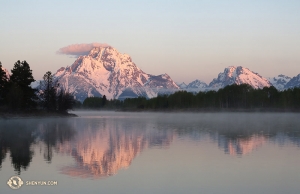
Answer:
[
  {"left": 0, "top": 112, "right": 300, "bottom": 178},
  {"left": 58, "top": 118, "right": 174, "bottom": 178}
]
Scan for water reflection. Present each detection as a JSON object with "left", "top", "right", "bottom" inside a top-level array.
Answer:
[
  {"left": 58, "top": 118, "right": 174, "bottom": 178},
  {"left": 0, "top": 112, "right": 300, "bottom": 178},
  {"left": 36, "top": 121, "right": 75, "bottom": 163},
  {"left": 159, "top": 113, "right": 300, "bottom": 156},
  {"left": 0, "top": 119, "right": 75, "bottom": 174},
  {"left": 0, "top": 121, "right": 36, "bottom": 174}
]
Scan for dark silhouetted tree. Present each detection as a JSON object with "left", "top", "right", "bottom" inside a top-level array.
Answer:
[
  {"left": 9, "top": 60, "right": 36, "bottom": 109},
  {"left": 41, "top": 71, "right": 57, "bottom": 111},
  {"left": 83, "top": 97, "right": 102, "bottom": 108},
  {"left": 0, "top": 62, "right": 9, "bottom": 104},
  {"left": 102, "top": 95, "right": 107, "bottom": 107},
  {"left": 57, "top": 89, "right": 75, "bottom": 113}
]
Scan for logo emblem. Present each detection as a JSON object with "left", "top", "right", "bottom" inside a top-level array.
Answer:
[{"left": 7, "top": 176, "right": 24, "bottom": 189}]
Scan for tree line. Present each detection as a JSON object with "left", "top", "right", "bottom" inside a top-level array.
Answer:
[
  {"left": 0, "top": 60, "right": 75, "bottom": 113},
  {"left": 82, "top": 84, "right": 300, "bottom": 111}
]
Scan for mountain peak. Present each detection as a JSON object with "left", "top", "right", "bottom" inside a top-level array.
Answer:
[
  {"left": 268, "top": 74, "right": 292, "bottom": 90},
  {"left": 185, "top": 79, "right": 208, "bottom": 92},
  {"left": 209, "top": 66, "right": 271, "bottom": 89},
  {"left": 284, "top": 74, "right": 300, "bottom": 89},
  {"left": 53, "top": 46, "right": 178, "bottom": 101},
  {"left": 177, "top": 82, "right": 188, "bottom": 89}
]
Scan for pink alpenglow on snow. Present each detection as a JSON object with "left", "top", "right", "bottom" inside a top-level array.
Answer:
[{"left": 53, "top": 46, "right": 179, "bottom": 101}]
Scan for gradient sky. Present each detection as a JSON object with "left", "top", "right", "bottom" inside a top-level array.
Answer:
[{"left": 1, "top": 0, "right": 300, "bottom": 83}]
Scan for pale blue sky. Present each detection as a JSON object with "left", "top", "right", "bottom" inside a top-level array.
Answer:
[{"left": 1, "top": 0, "right": 300, "bottom": 83}]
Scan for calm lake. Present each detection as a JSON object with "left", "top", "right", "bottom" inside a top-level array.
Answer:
[{"left": 0, "top": 111, "right": 300, "bottom": 194}]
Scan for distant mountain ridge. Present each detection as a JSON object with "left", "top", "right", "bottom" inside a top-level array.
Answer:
[
  {"left": 180, "top": 66, "right": 273, "bottom": 92},
  {"left": 183, "top": 67, "right": 300, "bottom": 92},
  {"left": 49, "top": 52, "right": 300, "bottom": 100},
  {"left": 178, "top": 79, "right": 208, "bottom": 92},
  {"left": 208, "top": 66, "right": 272, "bottom": 89},
  {"left": 267, "top": 74, "right": 292, "bottom": 91},
  {"left": 284, "top": 74, "right": 300, "bottom": 89},
  {"left": 3, "top": 47, "right": 299, "bottom": 101}
]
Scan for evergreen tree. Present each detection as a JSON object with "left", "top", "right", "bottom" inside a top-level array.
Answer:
[
  {"left": 83, "top": 97, "right": 102, "bottom": 108},
  {"left": 9, "top": 60, "right": 36, "bottom": 109},
  {"left": 0, "top": 62, "right": 9, "bottom": 104},
  {"left": 41, "top": 71, "right": 57, "bottom": 111},
  {"left": 57, "top": 89, "right": 75, "bottom": 113},
  {"left": 102, "top": 95, "right": 107, "bottom": 107}
]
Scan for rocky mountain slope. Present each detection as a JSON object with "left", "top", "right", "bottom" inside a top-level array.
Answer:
[
  {"left": 284, "top": 74, "right": 300, "bottom": 89},
  {"left": 268, "top": 74, "right": 291, "bottom": 91},
  {"left": 53, "top": 46, "right": 179, "bottom": 101},
  {"left": 177, "top": 82, "right": 188, "bottom": 89},
  {"left": 178, "top": 79, "right": 208, "bottom": 92}
]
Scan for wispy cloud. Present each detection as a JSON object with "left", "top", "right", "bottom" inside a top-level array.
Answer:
[{"left": 57, "top": 43, "right": 110, "bottom": 57}]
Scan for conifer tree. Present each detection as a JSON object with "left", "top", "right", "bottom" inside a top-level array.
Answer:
[
  {"left": 9, "top": 60, "right": 36, "bottom": 109},
  {"left": 102, "top": 95, "right": 107, "bottom": 107},
  {"left": 41, "top": 71, "right": 57, "bottom": 111},
  {"left": 57, "top": 89, "right": 75, "bottom": 113},
  {"left": 0, "top": 62, "right": 9, "bottom": 104}
]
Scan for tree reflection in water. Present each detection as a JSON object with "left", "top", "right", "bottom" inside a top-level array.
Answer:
[
  {"left": 0, "top": 121, "right": 36, "bottom": 174},
  {"left": 37, "top": 120, "right": 75, "bottom": 163},
  {"left": 0, "top": 119, "right": 75, "bottom": 174}
]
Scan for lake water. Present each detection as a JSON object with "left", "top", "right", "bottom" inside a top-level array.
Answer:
[{"left": 0, "top": 111, "right": 300, "bottom": 194}]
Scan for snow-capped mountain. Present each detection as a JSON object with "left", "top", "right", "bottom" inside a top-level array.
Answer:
[
  {"left": 268, "top": 74, "right": 291, "bottom": 91},
  {"left": 177, "top": 82, "right": 188, "bottom": 89},
  {"left": 186, "top": 79, "right": 208, "bottom": 92},
  {"left": 177, "top": 80, "right": 208, "bottom": 92},
  {"left": 284, "top": 74, "right": 300, "bottom": 89},
  {"left": 208, "top": 66, "right": 272, "bottom": 89},
  {"left": 54, "top": 46, "right": 179, "bottom": 101}
]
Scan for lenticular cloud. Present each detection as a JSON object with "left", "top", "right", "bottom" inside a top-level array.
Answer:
[{"left": 57, "top": 43, "right": 110, "bottom": 57}]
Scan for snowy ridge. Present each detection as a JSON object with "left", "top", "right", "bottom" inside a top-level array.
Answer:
[
  {"left": 268, "top": 75, "right": 291, "bottom": 91},
  {"left": 208, "top": 66, "right": 272, "bottom": 90},
  {"left": 54, "top": 46, "right": 179, "bottom": 101},
  {"left": 31, "top": 45, "right": 300, "bottom": 101},
  {"left": 185, "top": 79, "right": 208, "bottom": 92},
  {"left": 284, "top": 74, "right": 300, "bottom": 89},
  {"left": 177, "top": 82, "right": 188, "bottom": 89}
]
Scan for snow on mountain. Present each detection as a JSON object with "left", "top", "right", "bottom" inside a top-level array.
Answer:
[
  {"left": 185, "top": 79, "right": 208, "bottom": 92},
  {"left": 268, "top": 74, "right": 291, "bottom": 91},
  {"left": 54, "top": 46, "right": 179, "bottom": 102},
  {"left": 177, "top": 82, "right": 188, "bottom": 89},
  {"left": 177, "top": 80, "right": 208, "bottom": 92},
  {"left": 208, "top": 66, "right": 272, "bottom": 90},
  {"left": 284, "top": 74, "right": 300, "bottom": 89}
]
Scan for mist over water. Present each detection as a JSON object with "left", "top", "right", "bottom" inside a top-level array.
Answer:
[{"left": 0, "top": 111, "right": 300, "bottom": 194}]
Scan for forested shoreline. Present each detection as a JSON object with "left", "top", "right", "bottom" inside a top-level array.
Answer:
[{"left": 81, "top": 84, "right": 300, "bottom": 112}]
